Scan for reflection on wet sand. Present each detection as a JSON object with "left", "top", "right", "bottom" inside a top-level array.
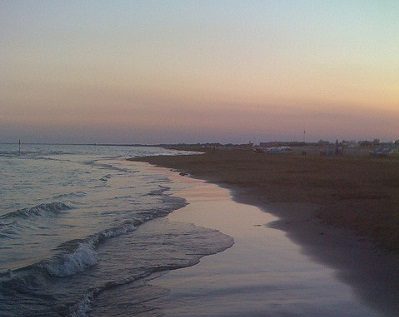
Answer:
[{"left": 145, "top": 174, "right": 383, "bottom": 317}]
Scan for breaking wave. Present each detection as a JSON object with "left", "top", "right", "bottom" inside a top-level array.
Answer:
[
  {"left": 0, "top": 202, "right": 72, "bottom": 220},
  {"left": 0, "top": 202, "right": 74, "bottom": 238},
  {"left": 67, "top": 227, "right": 234, "bottom": 317},
  {"left": 0, "top": 220, "right": 146, "bottom": 299},
  {"left": 0, "top": 206, "right": 234, "bottom": 317},
  {"left": 44, "top": 220, "right": 143, "bottom": 277},
  {"left": 1, "top": 198, "right": 183, "bottom": 281}
]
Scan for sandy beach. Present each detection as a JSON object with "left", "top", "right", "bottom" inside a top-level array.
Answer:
[
  {"left": 3, "top": 2, "right": 399, "bottom": 316},
  {"left": 131, "top": 150, "right": 399, "bottom": 316}
]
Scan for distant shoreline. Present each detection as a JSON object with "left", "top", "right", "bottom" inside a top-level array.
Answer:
[
  {"left": 130, "top": 148, "right": 399, "bottom": 315},
  {"left": 0, "top": 142, "right": 163, "bottom": 147}
]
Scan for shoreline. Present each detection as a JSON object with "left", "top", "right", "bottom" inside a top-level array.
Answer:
[
  {"left": 128, "top": 164, "right": 386, "bottom": 316},
  {"left": 130, "top": 150, "right": 399, "bottom": 316}
]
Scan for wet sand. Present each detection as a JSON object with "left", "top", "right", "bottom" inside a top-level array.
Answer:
[
  {"left": 137, "top": 170, "right": 385, "bottom": 316},
  {"left": 130, "top": 152, "right": 399, "bottom": 316},
  {"left": 132, "top": 149, "right": 399, "bottom": 251}
]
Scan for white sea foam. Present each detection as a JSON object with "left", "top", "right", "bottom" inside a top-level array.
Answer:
[
  {"left": 69, "top": 290, "right": 96, "bottom": 317},
  {"left": 45, "top": 243, "right": 98, "bottom": 277},
  {"left": 0, "top": 144, "right": 200, "bottom": 317},
  {"left": 44, "top": 221, "right": 142, "bottom": 277}
]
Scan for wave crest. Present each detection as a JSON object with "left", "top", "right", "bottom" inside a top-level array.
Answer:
[
  {"left": 1, "top": 202, "right": 72, "bottom": 220},
  {"left": 44, "top": 243, "right": 98, "bottom": 277},
  {"left": 43, "top": 220, "right": 142, "bottom": 277}
]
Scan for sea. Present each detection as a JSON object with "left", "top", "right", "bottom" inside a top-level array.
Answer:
[{"left": 0, "top": 144, "right": 233, "bottom": 316}]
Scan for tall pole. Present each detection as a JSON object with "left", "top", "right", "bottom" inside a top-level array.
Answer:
[{"left": 18, "top": 139, "right": 21, "bottom": 155}]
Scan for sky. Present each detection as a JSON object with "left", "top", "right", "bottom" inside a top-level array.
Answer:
[{"left": 1, "top": 0, "right": 398, "bottom": 144}]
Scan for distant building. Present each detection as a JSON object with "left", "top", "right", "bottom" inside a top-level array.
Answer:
[
  {"left": 359, "top": 140, "right": 373, "bottom": 147},
  {"left": 317, "top": 140, "right": 330, "bottom": 145},
  {"left": 341, "top": 140, "right": 358, "bottom": 148},
  {"left": 259, "top": 141, "right": 306, "bottom": 147},
  {"left": 373, "top": 139, "right": 380, "bottom": 145},
  {"left": 370, "top": 145, "right": 394, "bottom": 157},
  {"left": 320, "top": 140, "right": 343, "bottom": 156},
  {"left": 260, "top": 142, "right": 278, "bottom": 148}
]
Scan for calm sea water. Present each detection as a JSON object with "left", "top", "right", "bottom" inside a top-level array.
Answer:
[{"left": 0, "top": 144, "right": 232, "bottom": 316}]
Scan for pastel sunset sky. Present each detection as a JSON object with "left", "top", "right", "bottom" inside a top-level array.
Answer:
[{"left": 1, "top": 1, "right": 398, "bottom": 144}]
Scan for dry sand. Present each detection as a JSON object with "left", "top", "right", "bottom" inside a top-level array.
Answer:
[
  {"left": 133, "top": 149, "right": 399, "bottom": 250},
  {"left": 130, "top": 150, "right": 399, "bottom": 315}
]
